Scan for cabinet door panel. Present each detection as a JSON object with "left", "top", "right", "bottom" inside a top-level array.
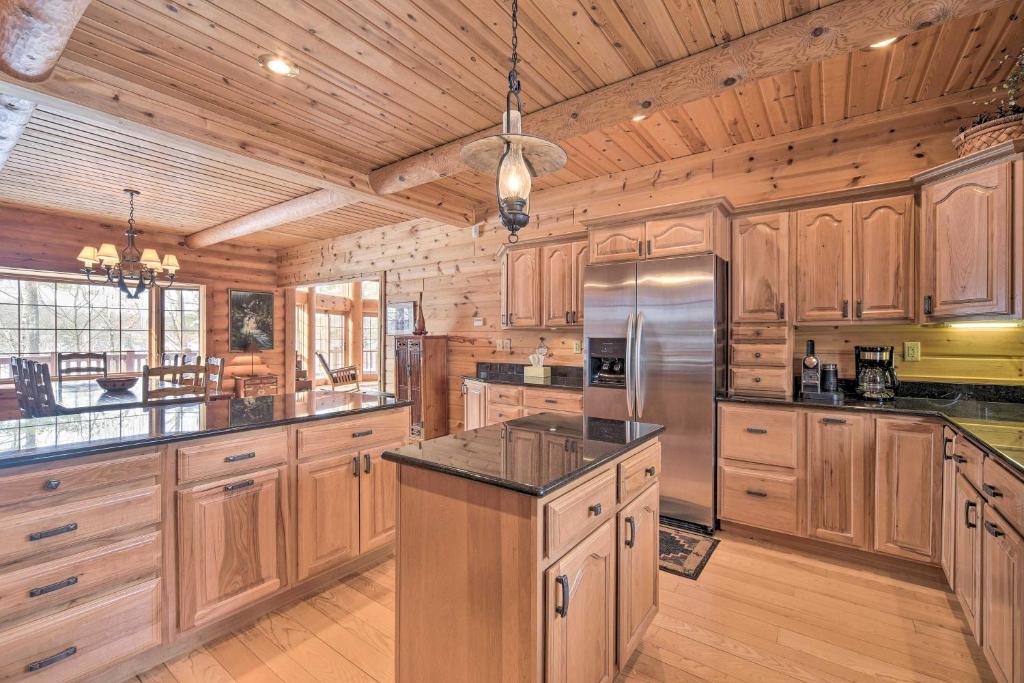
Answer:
[
  {"left": 618, "top": 485, "right": 659, "bottom": 665},
  {"left": 732, "top": 213, "right": 789, "bottom": 323},
  {"left": 646, "top": 214, "right": 711, "bottom": 258},
  {"left": 874, "top": 418, "right": 942, "bottom": 563},
  {"left": 572, "top": 240, "right": 588, "bottom": 326},
  {"left": 546, "top": 521, "right": 616, "bottom": 683},
  {"left": 806, "top": 411, "right": 869, "bottom": 548},
  {"left": 542, "top": 243, "right": 574, "bottom": 327},
  {"left": 941, "top": 427, "right": 957, "bottom": 589},
  {"left": 921, "top": 162, "right": 1012, "bottom": 319},
  {"left": 360, "top": 446, "right": 399, "bottom": 553},
  {"left": 795, "top": 203, "right": 853, "bottom": 323},
  {"left": 178, "top": 467, "right": 283, "bottom": 630},
  {"left": 463, "top": 380, "right": 486, "bottom": 431},
  {"left": 981, "top": 505, "right": 1023, "bottom": 683},
  {"left": 589, "top": 224, "right": 643, "bottom": 264},
  {"left": 953, "top": 474, "right": 982, "bottom": 636},
  {"left": 297, "top": 453, "right": 360, "bottom": 581},
  {"left": 505, "top": 247, "right": 542, "bottom": 327},
  {"left": 854, "top": 196, "right": 914, "bottom": 321}
]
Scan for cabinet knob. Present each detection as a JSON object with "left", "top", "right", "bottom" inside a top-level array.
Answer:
[
  {"left": 753, "top": 376, "right": 762, "bottom": 383},
  {"left": 754, "top": 352, "right": 762, "bottom": 359},
  {"left": 645, "top": 466, "right": 657, "bottom": 477},
  {"left": 44, "top": 479, "right": 61, "bottom": 490},
  {"left": 589, "top": 503, "right": 603, "bottom": 516}
]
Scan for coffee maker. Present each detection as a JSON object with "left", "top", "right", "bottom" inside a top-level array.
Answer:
[{"left": 855, "top": 346, "right": 898, "bottom": 400}]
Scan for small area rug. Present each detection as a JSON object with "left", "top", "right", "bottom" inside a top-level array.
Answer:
[{"left": 659, "top": 522, "right": 719, "bottom": 580}]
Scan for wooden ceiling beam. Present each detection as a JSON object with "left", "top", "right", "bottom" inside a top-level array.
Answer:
[
  {"left": 184, "top": 189, "right": 359, "bottom": 249},
  {"left": 369, "top": 0, "right": 1009, "bottom": 195},
  {"left": 0, "top": 0, "right": 92, "bottom": 82},
  {"left": 0, "top": 93, "right": 34, "bottom": 170}
]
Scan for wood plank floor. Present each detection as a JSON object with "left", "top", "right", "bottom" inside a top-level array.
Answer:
[{"left": 134, "top": 531, "right": 995, "bottom": 682}]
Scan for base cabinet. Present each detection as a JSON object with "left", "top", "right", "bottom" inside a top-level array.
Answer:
[
  {"left": 982, "top": 505, "right": 1024, "bottom": 683},
  {"left": 805, "top": 411, "right": 869, "bottom": 548},
  {"left": 177, "top": 467, "right": 285, "bottom": 630},
  {"left": 463, "top": 378, "right": 486, "bottom": 431},
  {"left": 359, "top": 446, "right": 399, "bottom": 553},
  {"left": 296, "top": 453, "right": 361, "bottom": 581},
  {"left": 617, "top": 484, "right": 659, "bottom": 665},
  {"left": 954, "top": 474, "right": 983, "bottom": 636},
  {"left": 545, "top": 520, "right": 617, "bottom": 683}
]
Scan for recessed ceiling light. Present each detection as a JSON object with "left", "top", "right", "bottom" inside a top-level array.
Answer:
[
  {"left": 257, "top": 54, "right": 299, "bottom": 77},
  {"left": 870, "top": 37, "right": 899, "bottom": 49},
  {"left": 632, "top": 114, "right": 648, "bottom": 122}
]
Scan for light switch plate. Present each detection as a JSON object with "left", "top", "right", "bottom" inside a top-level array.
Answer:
[
  {"left": 502, "top": 339, "right": 512, "bottom": 352},
  {"left": 904, "top": 341, "right": 921, "bottom": 362},
  {"left": 494, "top": 338, "right": 503, "bottom": 351},
  {"left": 573, "top": 340, "right": 582, "bottom": 354}
]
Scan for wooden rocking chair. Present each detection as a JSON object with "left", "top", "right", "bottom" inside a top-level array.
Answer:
[{"left": 316, "top": 352, "right": 359, "bottom": 392}]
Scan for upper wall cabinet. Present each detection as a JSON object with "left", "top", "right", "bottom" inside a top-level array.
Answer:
[
  {"left": 920, "top": 160, "right": 1016, "bottom": 320},
  {"left": 502, "top": 246, "right": 542, "bottom": 328},
  {"left": 589, "top": 223, "right": 644, "bottom": 264},
  {"left": 732, "top": 212, "right": 789, "bottom": 324},
  {"left": 502, "top": 237, "right": 587, "bottom": 329},
  {"left": 793, "top": 195, "right": 915, "bottom": 324},
  {"left": 587, "top": 200, "right": 731, "bottom": 265}
]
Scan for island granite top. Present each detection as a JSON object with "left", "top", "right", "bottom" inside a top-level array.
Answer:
[
  {"left": 383, "top": 413, "right": 664, "bottom": 496},
  {"left": 0, "top": 391, "right": 412, "bottom": 469},
  {"left": 720, "top": 395, "right": 1024, "bottom": 478}
]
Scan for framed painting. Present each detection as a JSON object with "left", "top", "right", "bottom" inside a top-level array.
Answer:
[
  {"left": 229, "top": 289, "right": 275, "bottom": 351},
  {"left": 386, "top": 301, "right": 415, "bottom": 336}
]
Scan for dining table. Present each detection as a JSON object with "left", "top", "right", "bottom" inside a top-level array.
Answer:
[{"left": 54, "top": 378, "right": 233, "bottom": 414}]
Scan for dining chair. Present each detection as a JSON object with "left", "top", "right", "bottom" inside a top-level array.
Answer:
[
  {"left": 56, "top": 352, "right": 108, "bottom": 380},
  {"left": 10, "top": 358, "right": 33, "bottom": 417},
  {"left": 315, "top": 352, "right": 359, "bottom": 392},
  {"left": 25, "top": 360, "right": 59, "bottom": 417},
  {"left": 180, "top": 353, "right": 203, "bottom": 386},
  {"left": 142, "top": 363, "right": 210, "bottom": 403},
  {"left": 205, "top": 357, "right": 224, "bottom": 394}
]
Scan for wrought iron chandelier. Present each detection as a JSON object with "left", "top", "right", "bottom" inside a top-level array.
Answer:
[
  {"left": 77, "top": 190, "right": 180, "bottom": 299},
  {"left": 460, "top": 0, "right": 567, "bottom": 243}
]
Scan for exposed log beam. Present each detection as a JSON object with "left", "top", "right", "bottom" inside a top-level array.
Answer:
[
  {"left": 0, "top": 0, "right": 92, "bottom": 82},
  {"left": 369, "top": 0, "right": 1007, "bottom": 195},
  {"left": 0, "top": 93, "right": 34, "bottom": 169},
  {"left": 185, "top": 189, "right": 358, "bottom": 249}
]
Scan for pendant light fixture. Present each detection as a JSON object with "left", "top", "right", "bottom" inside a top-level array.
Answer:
[
  {"left": 460, "top": 0, "right": 567, "bottom": 243},
  {"left": 77, "top": 190, "right": 180, "bottom": 299}
]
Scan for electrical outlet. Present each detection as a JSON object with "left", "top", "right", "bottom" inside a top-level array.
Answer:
[
  {"left": 573, "top": 340, "right": 582, "bottom": 354},
  {"left": 473, "top": 317, "right": 484, "bottom": 327},
  {"left": 904, "top": 341, "right": 921, "bottom": 362},
  {"left": 471, "top": 223, "right": 481, "bottom": 239},
  {"left": 502, "top": 339, "right": 512, "bottom": 352},
  {"left": 494, "top": 338, "right": 503, "bottom": 351}
]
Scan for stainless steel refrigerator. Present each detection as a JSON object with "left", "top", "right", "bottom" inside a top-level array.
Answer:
[{"left": 583, "top": 254, "right": 727, "bottom": 530}]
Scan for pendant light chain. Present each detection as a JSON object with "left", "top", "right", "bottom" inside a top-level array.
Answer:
[
  {"left": 506, "top": 0, "right": 522, "bottom": 120},
  {"left": 127, "top": 191, "right": 136, "bottom": 232}
]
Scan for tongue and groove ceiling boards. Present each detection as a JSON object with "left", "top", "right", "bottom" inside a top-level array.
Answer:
[{"left": 0, "top": 0, "right": 1019, "bottom": 247}]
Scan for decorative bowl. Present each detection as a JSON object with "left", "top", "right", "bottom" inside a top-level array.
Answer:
[{"left": 96, "top": 375, "right": 139, "bottom": 392}]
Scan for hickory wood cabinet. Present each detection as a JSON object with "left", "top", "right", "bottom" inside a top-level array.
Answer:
[
  {"left": 805, "top": 411, "right": 870, "bottom": 548},
  {"left": 502, "top": 235, "right": 587, "bottom": 329},
  {"left": 461, "top": 377, "right": 486, "bottom": 430},
  {"left": 732, "top": 212, "right": 789, "bottom": 323},
  {"left": 480, "top": 381, "right": 584, "bottom": 426}
]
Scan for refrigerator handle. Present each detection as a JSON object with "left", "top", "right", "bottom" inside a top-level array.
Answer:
[
  {"left": 634, "top": 312, "right": 645, "bottom": 419},
  {"left": 625, "top": 311, "right": 636, "bottom": 419}
]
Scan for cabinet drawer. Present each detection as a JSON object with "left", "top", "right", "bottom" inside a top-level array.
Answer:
[
  {"left": 523, "top": 388, "right": 583, "bottom": 413},
  {"left": 719, "top": 463, "right": 799, "bottom": 534},
  {"left": 297, "top": 410, "right": 409, "bottom": 460},
  {"left": 953, "top": 436, "right": 986, "bottom": 491},
  {"left": 618, "top": 442, "right": 661, "bottom": 503},
  {"left": 0, "top": 453, "right": 159, "bottom": 509},
  {"left": 487, "top": 404, "right": 524, "bottom": 425},
  {"left": 729, "top": 368, "right": 791, "bottom": 396},
  {"left": 177, "top": 431, "right": 287, "bottom": 484},
  {"left": 487, "top": 385, "right": 524, "bottom": 406},
  {"left": 730, "top": 344, "right": 789, "bottom": 367},
  {"left": 0, "top": 532, "right": 161, "bottom": 623},
  {"left": 719, "top": 404, "right": 799, "bottom": 468},
  {"left": 0, "top": 485, "right": 160, "bottom": 564},
  {"left": 545, "top": 470, "right": 618, "bottom": 559},
  {"left": 0, "top": 578, "right": 160, "bottom": 682},
  {"left": 732, "top": 326, "right": 788, "bottom": 342},
  {"left": 982, "top": 458, "right": 1024, "bottom": 534}
]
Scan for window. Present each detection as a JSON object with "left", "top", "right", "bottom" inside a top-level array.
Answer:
[
  {"left": 162, "top": 288, "right": 201, "bottom": 356},
  {"left": 315, "top": 311, "right": 346, "bottom": 378},
  {"left": 362, "top": 314, "right": 379, "bottom": 374},
  {"left": 295, "top": 301, "right": 309, "bottom": 375},
  {"left": 0, "top": 277, "right": 149, "bottom": 378},
  {"left": 361, "top": 280, "right": 380, "bottom": 300}
]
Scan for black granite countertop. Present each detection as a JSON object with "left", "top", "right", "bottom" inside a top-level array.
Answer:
[
  {"left": 383, "top": 413, "right": 664, "bottom": 496},
  {"left": 720, "top": 395, "right": 1024, "bottom": 478},
  {"left": 0, "top": 391, "right": 412, "bottom": 469},
  {"left": 463, "top": 375, "right": 584, "bottom": 391}
]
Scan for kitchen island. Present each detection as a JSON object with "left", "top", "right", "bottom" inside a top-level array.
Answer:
[
  {"left": 0, "top": 391, "right": 411, "bottom": 682},
  {"left": 384, "top": 413, "right": 664, "bottom": 683}
]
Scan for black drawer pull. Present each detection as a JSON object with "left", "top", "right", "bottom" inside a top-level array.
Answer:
[
  {"left": 29, "top": 522, "right": 78, "bottom": 542},
  {"left": 352, "top": 429, "right": 374, "bottom": 438},
  {"left": 27, "top": 646, "right": 77, "bottom": 672},
  {"left": 953, "top": 455, "right": 967, "bottom": 464},
  {"left": 984, "top": 521, "right": 1005, "bottom": 538},
  {"left": 224, "top": 451, "right": 256, "bottom": 463},
  {"left": 555, "top": 575, "right": 570, "bottom": 617},
  {"left": 223, "top": 479, "right": 255, "bottom": 492},
  {"left": 964, "top": 501, "right": 978, "bottom": 529},
  {"left": 364, "top": 453, "right": 372, "bottom": 474},
  {"left": 44, "top": 479, "right": 61, "bottom": 490},
  {"left": 625, "top": 516, "right": 637, "bottom": 548},
  {"left": 29, "top": 576, "right": 79, "bottom": 598},
  {"left": 589, "top": 503, "right": 603, "bottom": 516},
  {"left": 821, "top": 418, "right": 847, "bottom": 425},
  {"left": 745, "top": 427, "right": 767, "bottom": 434},
  {"left": 745, "top": 489, "right": 768, "bottom": 498},
  {"left": 943, "top": 436, "right": 955, "bottom": 457},
  {"left": 544, "top": 399, "right": 558, "bottom": 404},
  {"left": 982, "top": 484, "right": 1003, "bottom": 498},
  {"left": 645, "top": 466, "right": 657, "bottom": 477}
]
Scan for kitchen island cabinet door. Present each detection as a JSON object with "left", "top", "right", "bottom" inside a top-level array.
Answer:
[
  {"left": 806, "top": 411, "right": 869, "bottom": 548},
  {"left": 297, "top": 453, "right": 360, "bottom": 581},
  {"left": 178, "top": 467, "right": 284, "bottom": 630},
  {"left": 546, "top": 520, "right": 616, "bottom": 683},
  {"left": 732, "top": 212, "right": 789, "bottom": 323},
  {"left": 981, "top": 505, "right": 1023, "bottom": 683},
  {"left": 617, "top": 484, "right": 659, "bottom": 666},
  {"left": 359, "top": 446, "right": 399, "bottom": 553},
  {"left": 874, "top": 418, "right": 942, "bottom": 563}
]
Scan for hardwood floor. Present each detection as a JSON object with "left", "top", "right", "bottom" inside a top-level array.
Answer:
[{"left": 135, "top": 531, "right": 994, "bottom": 682}]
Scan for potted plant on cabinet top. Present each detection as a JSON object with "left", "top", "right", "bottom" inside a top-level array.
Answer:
[{"left": 954, "top": 47, "right": 1024, "bottom": 157}]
